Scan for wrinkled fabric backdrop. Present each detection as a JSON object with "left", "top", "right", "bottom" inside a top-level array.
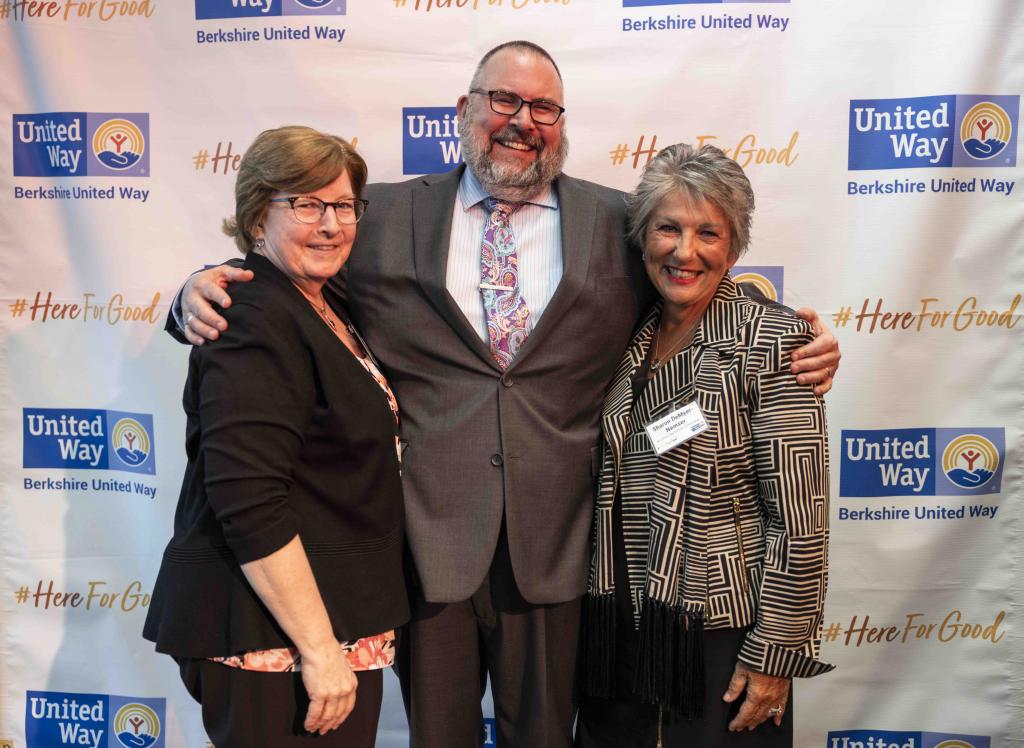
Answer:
[{"left": 1, "top": 1, "right": 1021, "bottom": 746}]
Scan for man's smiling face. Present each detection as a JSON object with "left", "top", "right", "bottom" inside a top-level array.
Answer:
[{"left": 456, "top": 47, "right": 568, "bottom": 201}]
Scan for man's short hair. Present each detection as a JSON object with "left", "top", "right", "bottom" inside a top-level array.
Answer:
[{"left": 469, "top": 40, "right": 563, "bottom": 90}]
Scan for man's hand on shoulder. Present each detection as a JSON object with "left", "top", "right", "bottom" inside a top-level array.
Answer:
[
  {"left": 181, "top": 265, "right": 254, "bottom": 346},
  {"left": 790, "top": 308, "right": 841, "bottom": 396}
]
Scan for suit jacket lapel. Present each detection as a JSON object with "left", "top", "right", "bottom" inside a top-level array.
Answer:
[
  {"left": 507, "top": 175, "right": 595, "bottom": 368},
  {"left": 412, "top": 165, "right": 499, "bottom": 369}
]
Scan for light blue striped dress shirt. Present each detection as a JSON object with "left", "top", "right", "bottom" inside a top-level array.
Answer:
[{"left": 445, "top": 168, "right": 564, "bottom": 342}]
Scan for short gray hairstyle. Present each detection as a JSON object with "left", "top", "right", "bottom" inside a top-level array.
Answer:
[{"left": 625, "top": 143, "right": 755, "bottom": 258}]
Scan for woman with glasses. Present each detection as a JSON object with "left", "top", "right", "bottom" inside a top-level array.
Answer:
[{"left": 144, "top": 126, "right": 408, "bottom": 747}]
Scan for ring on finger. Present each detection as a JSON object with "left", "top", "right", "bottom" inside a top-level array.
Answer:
[
  {"left": 767, "top": 704, "right": 784, "bottom": 716},
  {"left": 186, "top": 312, "right": 195, "bottom": 325}
]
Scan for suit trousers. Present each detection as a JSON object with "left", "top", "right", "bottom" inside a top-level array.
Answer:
[
  {"left": 396, "top": 526, "right": 582, "bottom": 748},
  {"left": 177, "top": 657, "right": 383, "bottom": 748}
]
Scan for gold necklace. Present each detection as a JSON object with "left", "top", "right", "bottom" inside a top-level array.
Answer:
[{"left": 296, "top": 286, "right": 337, "bottom": 332}]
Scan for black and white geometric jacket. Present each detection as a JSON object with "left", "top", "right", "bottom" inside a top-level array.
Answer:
[{"left": 586, "top": 275, "right": 833, "bottom": 703}]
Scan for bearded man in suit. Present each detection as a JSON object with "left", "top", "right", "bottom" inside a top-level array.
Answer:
[{"left": 174, "top": 41, "right": 841, "bottom": 748}]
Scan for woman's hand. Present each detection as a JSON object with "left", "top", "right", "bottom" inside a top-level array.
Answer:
[
  {"left": 180, "top": 265, "right": 254, "bottom": 345},
  {"left": 239, "top": 537, "right": 357, "bottom": 735},
  {"left": 791, "top": 307, "right": 840, "bottom": 396},
  {"left": 299, "top": 645, "right": 359, "bottom": 735},
  {"left": 722, "top": 660, "right": 790, "bottom": 731}
]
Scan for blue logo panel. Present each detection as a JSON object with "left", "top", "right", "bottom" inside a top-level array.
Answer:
[
  {"left": 13, "top": 113, "right": 149, "bottom": 177},
  {"left": 87, "top": 113, "right": 149, "bottom": 177},
  {"left": 195, "top": 0, "right": 345, "bottom": 19},
  {"left": 849, "top": 95, "right": 955, "bottom": 170},
  {"left": 13, "top": 113, "right": 87, "bottom": 177},
  {"left": 402, "top": 107, "right": 461, "bottom": 175},
  {"left": 849, "top": 94, "right": 1018, "bottom": 170},
  {"left": 25, "top": 691, "right": 166, "bottom": 748},
  {"left": 731, "top": 265, "right": 784, "bottom": 304},
  {"left": 23, "top": 408, "right": 156, "bottom": 476},
  {"left": 840, "top": 427, "right": 1004, "bottom": 498},
  {"left": 828, "top": 731, "right": 919, "bottom": 747},
  {"left": 827, "top": 731, "right": 990, "bottom": 748},
  {"left": 952, "top": 94, "right": 1019, "bottom": 167},
  {"left": 934, "top": 427, "right": 1003, "bottom": 495},
  {"left": 196, "top": 0, "right": 283, "bottom": 18},
  {"left": 840, "top": 428, "right": 934, "bottom": 497}
]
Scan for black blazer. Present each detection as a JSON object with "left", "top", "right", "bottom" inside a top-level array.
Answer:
[{"left": 144, "top": 252, "right": 408, "bottom": 658}]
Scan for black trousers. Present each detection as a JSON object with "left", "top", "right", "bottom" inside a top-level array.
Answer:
[
  {"left": 396, "top": 526, "right": 581, "bottom": 748},
  {"left": 575, "top": 627, "right": 792, "bottom": 748},
  {"left": 177, "top": 657, "right": 383, "bottom": 748}
]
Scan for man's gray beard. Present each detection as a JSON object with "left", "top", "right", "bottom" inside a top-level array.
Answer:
[{"left": 459, "top": 110, "right": 569, "bottom": 202}]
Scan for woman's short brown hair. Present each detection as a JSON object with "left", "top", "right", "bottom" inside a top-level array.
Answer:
[{"left": 223, "top": 126, "right": 368, "bottom": 253}]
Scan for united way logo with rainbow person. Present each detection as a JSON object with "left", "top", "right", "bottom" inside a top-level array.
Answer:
[
  {"left": 732, "top": 266, "right": 783, "bottom": 303},
  {"left": 848, "top": 94, "right": 1018, "bottom": 170},
  {"left": 938, "top": 431, "right": 1000, "bottom": 493},
  {"left": 195, "top": 0, "right": 346, "bottom": 19},
  {"left": 840, "top": 427, "right": 1004, "bottom": 497},
  {"left": 13, "top": 112, "right": 149, "bottom": 178},
  {"left": 23, "top": 408, "right": 156, "bottom": 476},
  {"left": 109, "top": 416, "right": 153, "bottom": 470},
  {"left": 91, "top": 118, "right": 145, "bottom": 171},
  {"left": 958, "top": 99, "right": 1014, "bottom": 161},
  {"left": 25, "top": 691, "right": 165, "bottom": 748},
  {"left": 827, "top": 730, "right": 990, "bottom": 748},
  {"left": 113, "top": 702, "right": 161, "bottom": 747}
]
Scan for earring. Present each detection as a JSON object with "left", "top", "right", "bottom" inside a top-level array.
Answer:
[{"left": 254, "top": 238, "right": 265, "bottom": 251}]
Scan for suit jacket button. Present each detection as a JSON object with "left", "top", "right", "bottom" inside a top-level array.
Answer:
[
  {"left": 501, "top": 374, "right": 514, "bottom": 387},
  {"left": 490, "top": 453, "right": 504, "bottom": 467}
]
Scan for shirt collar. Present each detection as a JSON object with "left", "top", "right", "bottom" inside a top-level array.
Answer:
[{"left": 457, "top": 166, "right": 559, "bottom": 212}]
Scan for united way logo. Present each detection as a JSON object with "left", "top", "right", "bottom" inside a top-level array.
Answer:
[
  {"left": 959, "top": 101, "right": 1012, "bottom": 161},
  {"left": 848, "top": 94, "right": 1019, "bottom": 170},
  {"left": 941, "top": 433, "right": 999, "bottom": 490},
  {"left": 112, "top": 703, "right": 161, "bottom": 747},
  {"left": 25, "top": 691, "right": 165, "bottom": 748},
  {"left": 403, "top": 107, "right": 461, "bottom": 174},
  {"left": 195, "top": 0, "right": 346, "bottom": 19},
  {"left": 732, "top": 266, "right": 783, "bottom": 303},
  {"left": 840, "top": 427, "right": 1003, "bottom": 497},
  {"left": 110, "top": 417, "right": 152, "bottom": 469},
  {"left": 13, "top": 112, "right": 150, "bottom": 177},
  {"left": 92, "top": 119, "right": 145, "bottom": 171},
  {"left": 23, "top": 408, "right": 156, "bottom": 475},
  {"left": 827, "top": 730, "right": 989, "bottom": 748}
]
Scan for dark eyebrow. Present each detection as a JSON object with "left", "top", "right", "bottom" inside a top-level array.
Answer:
[{"left": 494, "top": 89, "right": 562, "bottom": 107}]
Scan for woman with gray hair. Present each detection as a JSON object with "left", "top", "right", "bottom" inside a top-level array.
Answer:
[{"left": 576, "top": 143, "right": 833, "bottom": 746}]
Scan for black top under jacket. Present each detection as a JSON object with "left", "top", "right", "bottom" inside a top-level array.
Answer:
[{"left": 144, "top": 251, "right": 409, "bottom": 657}]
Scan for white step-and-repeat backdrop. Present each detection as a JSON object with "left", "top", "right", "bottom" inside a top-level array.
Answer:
[{"left": 2, "top": 1, "right": 1021, "bottom": 746}]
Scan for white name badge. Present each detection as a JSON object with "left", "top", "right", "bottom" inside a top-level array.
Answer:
[{"left": 644, "top": 401, "right": 709, "bottom": 455}]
